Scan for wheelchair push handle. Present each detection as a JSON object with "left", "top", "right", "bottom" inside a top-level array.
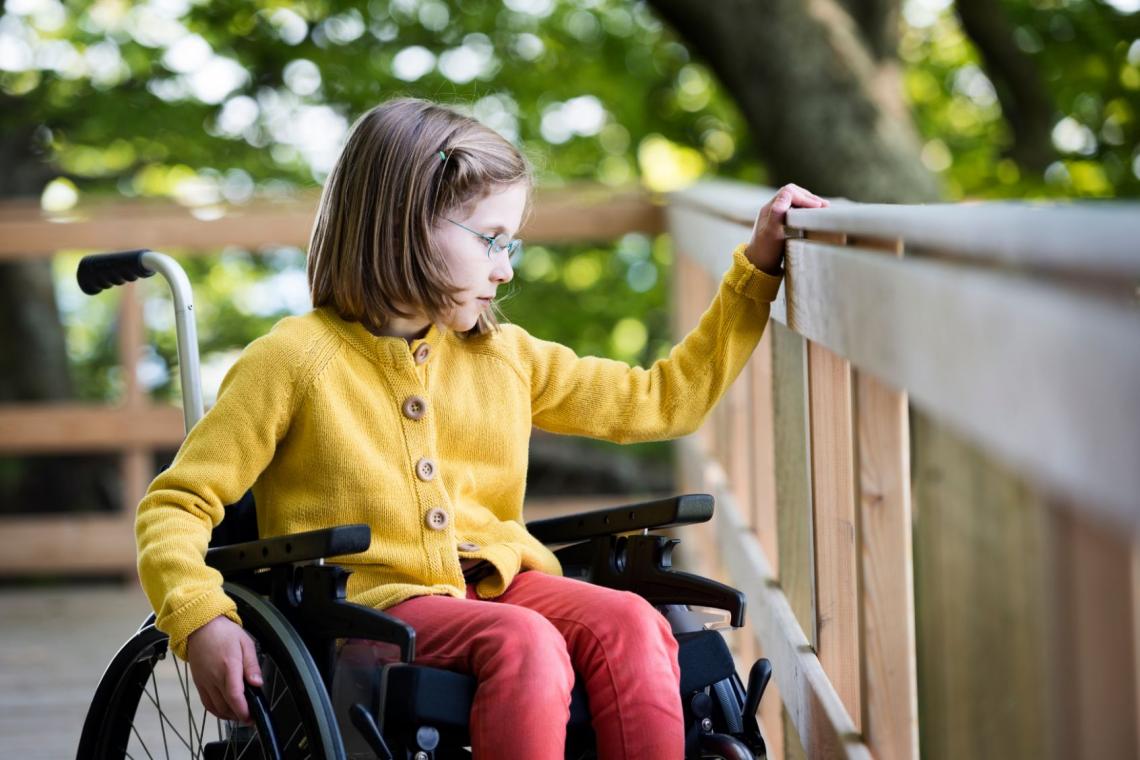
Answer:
[
  {"left": 76, "top": 249, "right": 155, "bottom": 295},
  {"left": 76, "top": 249, "right": 205, "bottom": 432}
]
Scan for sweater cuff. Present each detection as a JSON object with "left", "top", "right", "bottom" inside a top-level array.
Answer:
[
  {"left": 473, "top": 544, "right": 523, "bottom": 599},
  {"left": 162, "top": 592, "right": 243, "bottom": 660},
  {"left": 725, "top": 243, "right": 784, "bottom": 304}
]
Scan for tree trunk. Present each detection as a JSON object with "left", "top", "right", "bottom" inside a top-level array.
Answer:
[
  {"left": 0, "top": 118, "right": 116, "bottom": 514},
  {"left": 647, "top": 0, "right": 942, "bottom": 204}
]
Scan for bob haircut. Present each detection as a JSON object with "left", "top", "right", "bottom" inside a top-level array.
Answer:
[{"left": 307, "top": 98, "right": 532, "bottom": 338}]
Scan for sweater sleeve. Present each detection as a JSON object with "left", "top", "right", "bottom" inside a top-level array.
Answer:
[
  {"left": 135, "top": 332, "right": 299, "bottom": 659},
  {"left": 521, "top": 243, "right": 782, "bottom": 444}
]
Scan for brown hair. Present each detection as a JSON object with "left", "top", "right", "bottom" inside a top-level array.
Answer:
[{"left": 307, "top": 98, "right": 532, "bottom": 337}]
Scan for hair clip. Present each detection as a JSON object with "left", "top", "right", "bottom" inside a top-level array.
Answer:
[{"left": 438, "top": 150, "right": 447, "bottom": 161}]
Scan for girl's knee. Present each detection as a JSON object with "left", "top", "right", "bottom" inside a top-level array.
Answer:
[
  {"left": 608, "top": 593, "right": 674, "bottom": 639},
  {"left": 480, "top": 607, "right": 574, "bottom": 692}
]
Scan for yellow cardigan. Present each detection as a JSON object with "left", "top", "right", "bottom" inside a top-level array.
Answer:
[{"left": 136, "top": 244, "right": 782, "bottom": 658}]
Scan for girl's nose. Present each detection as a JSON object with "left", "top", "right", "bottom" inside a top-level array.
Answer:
[{"left": 491, "top": 258, "right": 513, "bottom": 284}]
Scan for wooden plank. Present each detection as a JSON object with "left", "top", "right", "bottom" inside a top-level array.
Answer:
[
  {"left": 670, "top": 178, "right": 1140, "bottom": 278},
  {"left": 771, "top": 321, "right": 817, "bottom": 646},
  {"left": 689, "top": 440, "right": 871, "bottom": 760},
  {"left": 749, "top": 328, "right": 779, "bottom": 569},
  {"left": 118, "top": 283, "right": 144, "bottom": 406},
  {"left": 912, "top": 411, "right": 1054, "bottom": 760},
  {"left": 855, "top": 371, "right": 919, "bottom": 760},
  {"left": 806, "top": 342, "right": 861, "bottom": 729},
  {"left": 0, "top": 586, "right": 154, "bottom": 758},
  {"left": 0, "top": 404, "right": 185, "bottom": 453},
  {"left": 726, "top": 362, "right": 753, "bottom": 511},
  {"left": 0, "top": 514, "right": 136, "bottom": 574},
  {"left": 781, "top": 239, "right": 1140, "bottom": 533},
  {"left": 0, "top": 187, "right": 663, "bottom": 257},
  {"left": 1050, "top": 507, "right": 1139, "bottom": 758},
  {"left": 1135, "top": 544, "right": 1140, "bottom": 755},
  {"left": 759, "top": 671, "right": 785, "bottom": 760}
]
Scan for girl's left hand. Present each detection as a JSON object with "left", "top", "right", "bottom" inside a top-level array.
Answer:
[{"left": 746, "top": 184, "right": 829, "bottom": 274}]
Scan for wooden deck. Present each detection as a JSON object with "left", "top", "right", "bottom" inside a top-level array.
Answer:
[{"left": 1, "top": 585, "right": 152, "bottom": 758}]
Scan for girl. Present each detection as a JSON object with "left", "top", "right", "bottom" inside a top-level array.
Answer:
[{"left": 135, "top": 97, "right": 826, "bottom": 759}]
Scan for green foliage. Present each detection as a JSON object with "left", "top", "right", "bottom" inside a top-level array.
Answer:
[{"left": 901, "top": 0, "right": 1140, "bottom": 199}]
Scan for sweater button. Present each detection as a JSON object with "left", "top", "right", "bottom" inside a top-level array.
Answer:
[
  {"left": 458, "top": 541, "right": 479, "bottom": 552},
  {"left": 425, "top": 508, "right": 449, "bottom": 531},
  {"left": 402, "top": 395, "right": 427, "bottom": 420},
  {"left": 416, "top": 457, "right": 436, "bottom": 481},
  {"left": 414, "top": 344, "right": 431, "bottom": 365}
]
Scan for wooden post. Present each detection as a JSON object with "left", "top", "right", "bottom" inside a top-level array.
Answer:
[
  {"left": 750, "top": 328, "right": 779, "bottom": 567},
  {"left": 1051, "top": 507, "right": 1139, "bottom": 758},
  {"left": 117, "top": 283, "right": 147, "bottom": 579},
  {"left": 856, "top": 371, "right": 918, "bottom": 760},
  {"left": 912, "top": 413, "right": 1054, "bottom": 760},
  {"left": 771, "top": 322, "right": 817, "bottom": 646},
  {"left": 807, "top": 341, "right": 861, "bottom": 731}
]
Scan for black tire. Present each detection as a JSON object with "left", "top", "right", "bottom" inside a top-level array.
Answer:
[{"left": 77, "top": 583, "right": 345, "bottom": 759}]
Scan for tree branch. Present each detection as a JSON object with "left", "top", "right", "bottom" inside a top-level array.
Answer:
[{"left": 954, "top": 0, "right": 1056, "bottom": 172}]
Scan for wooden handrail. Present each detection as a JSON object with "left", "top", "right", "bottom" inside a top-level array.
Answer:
[{"left": 0, "top": 185, "right": 663, "bottom": 258}]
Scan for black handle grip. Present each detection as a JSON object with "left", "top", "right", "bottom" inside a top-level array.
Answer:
[{"left": 76, "top": 249, "right": 154, "bottom": 295}]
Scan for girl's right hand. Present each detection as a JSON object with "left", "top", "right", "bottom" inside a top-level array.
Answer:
[
  {"left": 746, "top": 183, "right": 828, "bottom": 274},
  {"left": 186, "top": 615, "right": 264, "bottom": 724}
]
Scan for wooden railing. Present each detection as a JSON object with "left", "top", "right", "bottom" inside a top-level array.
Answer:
[
  {"left": 0, "top": 186, "right": 662, "bottom": 575},
  {"left": 667, "top": 180, "right": 1140, "bottom": 760}
]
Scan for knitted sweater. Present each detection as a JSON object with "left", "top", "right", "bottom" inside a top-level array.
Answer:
[{"left": 136, "top": 243, "right": 783, "bottom": 658}]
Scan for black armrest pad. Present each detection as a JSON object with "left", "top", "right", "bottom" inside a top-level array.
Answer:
[
  {"left": 527, "top": 494, "right": 713, "bottom": 545},
  {"left": 206, "top": 524, "right": 370, "bottom": 575}
]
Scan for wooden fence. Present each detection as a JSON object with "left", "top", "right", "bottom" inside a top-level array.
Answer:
[
  {"left": 0, "top": 186, "right": 661, "bottom": 575},
  {"left": 668, "top": 180, "right": 1140, "bottom": 759}
]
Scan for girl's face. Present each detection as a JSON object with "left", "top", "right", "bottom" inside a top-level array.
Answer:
[{"left": 432, "top": 181, "right": 528, "bottom": 333}]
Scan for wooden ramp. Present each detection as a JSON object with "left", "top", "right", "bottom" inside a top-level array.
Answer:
[{"left": 1, "top": 586, "right": 153, "bottom": 759}]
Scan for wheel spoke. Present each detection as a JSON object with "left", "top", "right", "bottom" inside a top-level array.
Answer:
[
  {"left": 282, "top": 722, "right": 302, "bottom": 751},
  {"left": 194, "top": 702, "right": 209, "bottom": 758},
  {"left": 139, "top": 681, "right": 196, "bottom": 755},
  {"left": 269, "top": 669, "right": 287, "bottom": 712},
  {"left": 174, "top": 657, "right": 200, "bottom": 756},
  {"left": 129, "top": 723, "right": 157, "bottom": 760},
  {"left": 148, "top": 669, "right": 171, "bottom": 759},
  {"left": 232, "top": 727, "right": 261, "bottom": 760}
]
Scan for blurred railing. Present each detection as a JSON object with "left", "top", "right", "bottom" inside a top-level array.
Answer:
[
  {"left": 667, "top": 180, "right": 1140, "bottom": 760},
  {"left": 0, "top": 186, "right": 662, "bottom": 575}
]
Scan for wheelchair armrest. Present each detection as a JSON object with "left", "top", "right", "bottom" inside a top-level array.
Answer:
[
  {"left": 527, "top": 494, "right": 713, "bottom": 545},
  {"left": 206, "top": 524, "right": 371, "bottom": 575}
]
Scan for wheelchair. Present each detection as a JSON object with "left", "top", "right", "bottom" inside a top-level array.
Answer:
[{"left": 74, "top": 250, "right": 774, "bottom": 760}]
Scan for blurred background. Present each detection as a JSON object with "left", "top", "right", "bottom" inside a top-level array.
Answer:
[{"left": 1, "top": 0, "right": 1136, "bottom": 527}]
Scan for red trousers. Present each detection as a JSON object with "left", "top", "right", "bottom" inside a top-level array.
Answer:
[{"left": 384, "top": 571, "right": 685, "bottom": 760}]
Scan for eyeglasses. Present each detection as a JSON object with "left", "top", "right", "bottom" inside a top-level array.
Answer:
[{"left": 446, "top": 219, "right": 524, "bottom": 267}]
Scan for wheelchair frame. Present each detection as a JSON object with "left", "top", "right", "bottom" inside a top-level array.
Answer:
[{"left": 74, "top": 250, "right": 773, "bottom": 760}]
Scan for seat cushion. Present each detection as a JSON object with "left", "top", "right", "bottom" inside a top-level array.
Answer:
[
  {"left": 380, "top": 663, "right": 591, "bottom": 731},
  {"left": 378, "top": 628, "right": 735, "bottom": 735}
]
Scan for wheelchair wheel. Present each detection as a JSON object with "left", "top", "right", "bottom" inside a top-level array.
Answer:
[{"left": 77, "top": 584, "right": 345, "bottom": 759}]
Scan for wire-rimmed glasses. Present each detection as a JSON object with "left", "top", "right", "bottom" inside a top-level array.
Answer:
[{"left": 446, "top": 219, "right": 524, "bottom": 267}]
